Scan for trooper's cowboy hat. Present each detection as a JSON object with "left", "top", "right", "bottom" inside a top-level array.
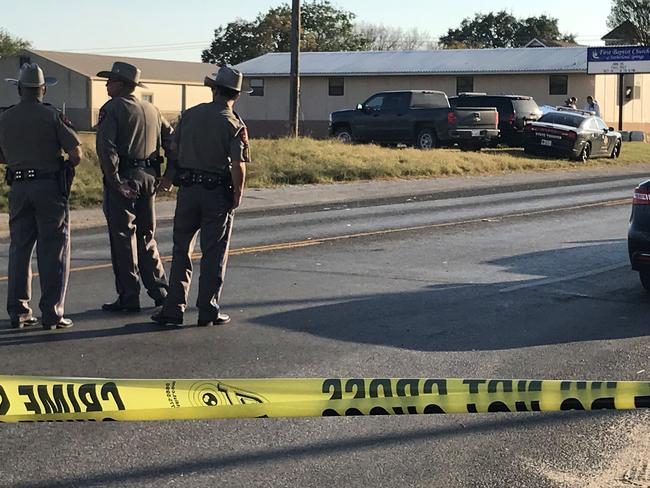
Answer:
[
  {"left": 96, "top": 61, "right": 147, "bottom": 88},
  {"left": 5, "top": 63, "right": 58, "bottom": 87},
  {"left": 204, "top": 66, "right": 253, "bottom": 93}
]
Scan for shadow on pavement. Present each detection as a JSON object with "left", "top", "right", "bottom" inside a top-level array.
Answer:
[
  {"left": 0, "top": 306, "right": 178, "bottom": 346},
  {"left": 242, "top": 240, "right": 650, "bottom": 352},
  {"left": 9, "top": 410, "right": 607, "bottom": 488},
  {"left": 0, "top": 240, "right": 647, "bottom": 351}
]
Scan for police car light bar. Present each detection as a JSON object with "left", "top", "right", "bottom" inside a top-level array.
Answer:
[{"left": 554, "top": 106, "right": 596, "bottom": 116}]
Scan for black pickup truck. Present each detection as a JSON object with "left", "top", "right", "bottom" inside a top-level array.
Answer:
[{"left": 328, "top": 90, "right": 499, "bottom": 149}]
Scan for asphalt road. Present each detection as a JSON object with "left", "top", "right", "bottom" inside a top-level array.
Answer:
[{"left": 0, "top": 177, "right": 649, "bottom": 487}]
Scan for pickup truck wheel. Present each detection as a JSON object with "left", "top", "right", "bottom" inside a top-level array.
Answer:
[
  {"left": 577, "top": 142, "right": 591, "bottom": 163},
  {"left": 640, "top": 271, "right": 650, "bottom": 292},
  {"left": 416, "top": 129, "right": 437, "bottom": 149},
  {"left": 334, "top": 128, "right": 353, "bottom": 144}
]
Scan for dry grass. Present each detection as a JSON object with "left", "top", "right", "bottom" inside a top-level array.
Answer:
[
  {"left": 0, "top": 133, "right": 647, "bottom": 212},
  {"left": 248, "top": 137, "right": 650, "bottom": 187}
]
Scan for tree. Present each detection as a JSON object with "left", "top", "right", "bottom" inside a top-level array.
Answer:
[
  {"left": 0, "top": 28, "right": 30, "bottom": 58},
  {"left": 202, "top": 1, "right": 369, "bottom": 65},
  {"left": 607, "top": 0, "right": 650, "bottom": 45},
  {"left": 439, "top": 10, "right": 575, "bottom": 49},
  {"left": 440, "top": 11, "right": 519, "bottom": 49},
  {"left": 513, "top": 15, "right": 575, "bottom": 47},
  {"left": 355, "top": 23, "right": 437, "bottom": 51}
]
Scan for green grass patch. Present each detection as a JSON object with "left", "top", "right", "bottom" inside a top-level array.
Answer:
[{"left": 0, "top": 133, "right": 648, "bottom": 212}]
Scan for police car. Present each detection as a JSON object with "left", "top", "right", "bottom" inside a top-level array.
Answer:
[{"left": 522, "top": 107, "right": 622, "bottom": 162}]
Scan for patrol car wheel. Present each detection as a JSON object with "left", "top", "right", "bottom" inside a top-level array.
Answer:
[
  {"left": 577, "top": 142, "right": 591, "bottom": 163},
  {"left": 610, "top": 140, "right": 621, "bottom": 159},
  {"left": 334, "top": 128, "right": 353, "bottom": 144},
  {"left": 640, "top": 271, "right": 650, "bottom": 292},
  {"left": 416, "top": 129, "right": 437, "bottom": 149}
]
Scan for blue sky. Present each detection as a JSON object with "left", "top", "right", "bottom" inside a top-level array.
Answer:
[{"left": 0, "top": 0, "right": 613, "bottom": 61}]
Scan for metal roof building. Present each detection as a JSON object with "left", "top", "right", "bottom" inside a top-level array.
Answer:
[
  {"left": 235, "top": 47, "right": 589, "bottom": 76},
  {"left": 0, "top": 49, "right": 217, "bottom": 130},
  {"left": 233, "top": 47, "right": 649, "bottom": 138}
]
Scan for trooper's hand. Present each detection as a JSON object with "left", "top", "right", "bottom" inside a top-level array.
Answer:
[
  {"left": 156, "top": 175, "right": 173, "bottom": 193},
  {"left": 231, "top": 191, "right": 242, "bottom": 211},
  {"left": 118, "top": 181, "right": 138, "bottom": 199}
]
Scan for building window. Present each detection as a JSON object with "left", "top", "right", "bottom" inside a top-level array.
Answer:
[
  {"left": 19, "top": 55, "right": 30, "bottom": 67},
  {"left": 329, "top": 77, "right": 344, "bottom": 96},
  {"left": 549, "top": 75, "right": 568, "bottom": 95},
  {"left": 249, "top": 78, "right": 264, "bottom": 96},
  {"left": 141, "top": 93, "right": 154, "bottom": 103},
  {"left": 456, "top": 76, "right": 474, "bottom": 95}
]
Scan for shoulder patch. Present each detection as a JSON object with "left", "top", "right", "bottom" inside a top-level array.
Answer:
[
  {"left": 59, "top": 112, "right": 75, "bottom": 129},
  {"left": 43, "top": 103, "right": 75, "bottom": 128},
  {"left": 98, "top": 108, "right": 106, "bottom": 125}
]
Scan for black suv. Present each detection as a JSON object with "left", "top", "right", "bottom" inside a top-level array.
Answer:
[{"left": 449, "top": 94, "right": 542, "bottom": 146}]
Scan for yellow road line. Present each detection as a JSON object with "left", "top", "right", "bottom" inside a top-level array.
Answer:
[{"left": 0, "top": 198, "right": 630, "bottom": 282}]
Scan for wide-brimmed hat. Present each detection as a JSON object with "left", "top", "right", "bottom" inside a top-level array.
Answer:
[
  {"left": 204, "top": 66, "right": 253, "bottom": 93},
  {"left": 5, "top": 63, "right": 58, "bottom": 87},
  {"left": 96, "top": 61, "right": 147, "bottom": 88}
]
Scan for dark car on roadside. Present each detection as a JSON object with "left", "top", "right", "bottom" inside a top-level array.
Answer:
[
  {"left": 522, "top": 108, "right": 622, "bottom": 162},
  {"left": 449, "top": 93, "right": 542, "bottom": 146},
  {"left": 628, "top": 180, "right": 650, "bottom": 291}
]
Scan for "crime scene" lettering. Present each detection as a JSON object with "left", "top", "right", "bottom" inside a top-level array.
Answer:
[
  {"left": 0, "top": 384, "right": 10, "bottom": 415},
  {"left": 17, "top": 382, "right": 125, "bottom": 415}
]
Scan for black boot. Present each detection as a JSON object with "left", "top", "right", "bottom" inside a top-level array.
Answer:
[
  {"left": 102, "top": 299, "right": 141, "bottom": 313},
  {"left": 42, "top": 318, "right": 73, "bottom": 330}
]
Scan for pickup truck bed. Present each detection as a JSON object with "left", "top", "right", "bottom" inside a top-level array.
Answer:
[{"left": 329, "top": 90, "right": 499, "bottom": 149}]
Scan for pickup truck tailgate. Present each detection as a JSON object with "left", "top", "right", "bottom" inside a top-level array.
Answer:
[{"left": 453, "top": 107, "right": 498, "bottom": 129}]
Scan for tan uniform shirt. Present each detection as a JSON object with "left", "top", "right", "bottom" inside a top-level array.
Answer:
[
  {"left": 0, "top": 99, "right": 80, "bottom": 171},
  {"left": 171, "top": 99, "right": 248, "bottom": 176},
  {"left": 96, "top": 94, "right": 173, "bottom": 189}
]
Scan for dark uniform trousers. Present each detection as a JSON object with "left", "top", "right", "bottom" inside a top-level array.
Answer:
[
  {"left": 7, "top": 179, "right": 70, "bottom": 324},
  {"left": 162, "top": 184, "right": 233, "bottom": 322},
  {"left": 103, "top": 167, "right": 167, "bottom": 306}
]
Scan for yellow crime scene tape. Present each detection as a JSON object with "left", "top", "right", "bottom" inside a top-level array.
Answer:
[{"left": 0, "top": 375, "right": 648, "bottom": 422}]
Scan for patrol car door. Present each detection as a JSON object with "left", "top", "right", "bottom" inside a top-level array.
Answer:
[
  {"left": 355, "top": 94, "right": 385, "bottom": 142},
  {"left": 583, "top": 118, "right": 605, "bottom": 156},
  {"left": 595, "top": 117, "right": 614, "bottom": 154}
]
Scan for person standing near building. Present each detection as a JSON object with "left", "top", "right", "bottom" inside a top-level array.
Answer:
[
  {"left": 0, "top": 63, "right": 82, "bottom": 330},
  {"left": 564, "top": 97, "right": 578, "bottom": 109},
  {"left": 151, "top": 66, "right": 251, "bottom": 327},
  {"left": 584, "top": 96, "right": 601, "bottom": 117},
  {"left": 95, "top": 62, "right": 174, "bottom": 313}
]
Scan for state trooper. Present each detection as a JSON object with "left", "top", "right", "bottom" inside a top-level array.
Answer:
[
  {"left": 0, "top": 64, "right": 82, "bottom": 330},
  {"left": 151, "top": 66, "right": 251, "bottom": 327},
  {"left": 95, "top": 62, "right": 174, "bottom": 313}
]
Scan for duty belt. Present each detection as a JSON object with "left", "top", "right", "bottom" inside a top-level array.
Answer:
[
  {"left": 119, "top": 158, "right": 157, "bottom": 170},
  {"left": 177, "top": 169, "right": 230, "bottom": 189},
  {"left": 6, "top": 168, "right": 58, "bottom": 183}
]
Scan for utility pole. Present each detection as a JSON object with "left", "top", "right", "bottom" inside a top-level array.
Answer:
[
  {"left": 289, "top": 0, "right": 300, "bottom": 137},
  {"left": 618, "top": 73, "right": 624, "bottom": 131}
]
